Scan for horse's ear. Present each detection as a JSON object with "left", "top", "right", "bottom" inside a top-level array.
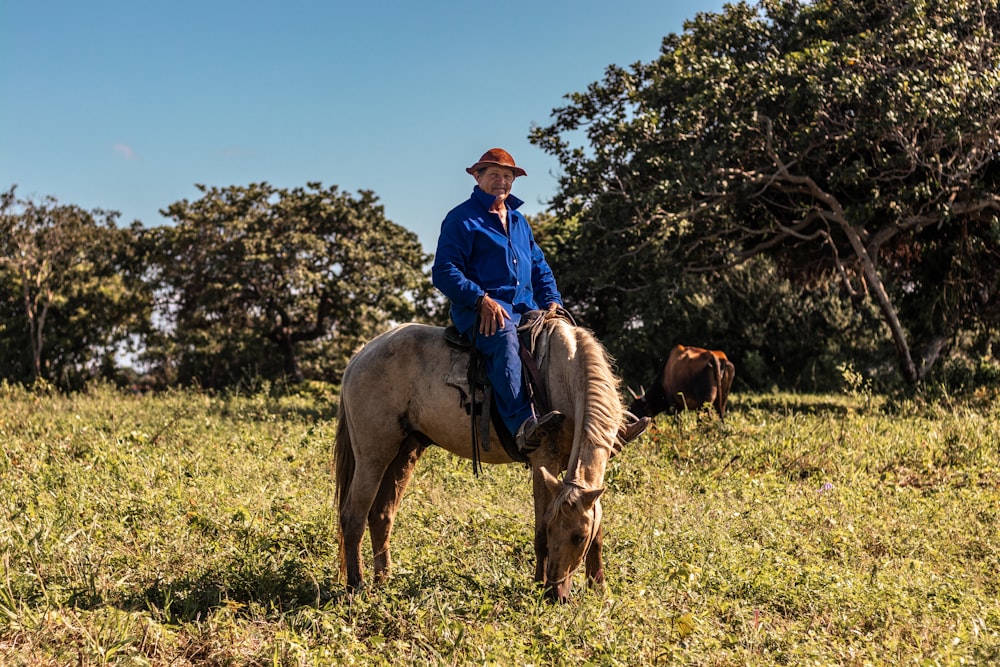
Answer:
[
  {"left": 580, "top": 487, "right": 604, "bottom": 510},
  {"left": 540, "top": 467, "right": 562, "bottom": 495}
]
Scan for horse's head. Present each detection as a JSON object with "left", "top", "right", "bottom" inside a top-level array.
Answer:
[{"left": 540, "top": 468, "right": 604, "bottom": 603}]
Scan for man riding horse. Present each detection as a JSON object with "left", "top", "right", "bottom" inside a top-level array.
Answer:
[
  {"left": 335, "top": 148, "right": 647, "bottom": 600},
  {"left": 432, "top": 148, "right": 648, "bottom": 452}
]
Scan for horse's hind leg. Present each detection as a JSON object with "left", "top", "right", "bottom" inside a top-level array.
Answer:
[
  {"left": 340, "top": 468, "right": 385, "bottom": 592},
  {"left": 368, "top": 434, "right": 425, "bottom": 582},
  {"left": 340, "top": 445, "right": 401, "bottom": 592}
]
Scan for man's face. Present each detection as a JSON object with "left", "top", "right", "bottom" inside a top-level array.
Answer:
[{"left": 475, "top": 166, "right": 517, "bottom": 199}]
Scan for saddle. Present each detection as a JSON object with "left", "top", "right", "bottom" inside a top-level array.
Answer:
[
  {"left": 444, "top": 308, "right": 575, "bottom": 474},
  {"left": 444, "top": 307, "right": 649, "bottom": 475}
]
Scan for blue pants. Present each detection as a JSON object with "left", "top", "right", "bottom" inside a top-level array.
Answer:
[{"left": 471, "top": 318, "right": 534, "bottom": 435}]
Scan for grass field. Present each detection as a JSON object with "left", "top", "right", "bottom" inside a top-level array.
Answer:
[{"left": 0, "top": 382, "right": 998, "bottom": 665}]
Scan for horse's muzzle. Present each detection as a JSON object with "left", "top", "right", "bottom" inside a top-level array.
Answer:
[{"left": 544, "top": 579, "right": 572, "bottom": 603}]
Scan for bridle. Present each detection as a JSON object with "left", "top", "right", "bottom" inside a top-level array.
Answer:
[{"left": 546, "top": 480, "right": 603, "bottom": 588}]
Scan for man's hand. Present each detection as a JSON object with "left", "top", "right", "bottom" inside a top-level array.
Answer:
[{"left": 478, "top": 295, "right": 510, "bottom": 336}]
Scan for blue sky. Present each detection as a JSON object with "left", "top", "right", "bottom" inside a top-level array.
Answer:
[{"left": 2, "top": 0, "right": 726, "bottom": 252}]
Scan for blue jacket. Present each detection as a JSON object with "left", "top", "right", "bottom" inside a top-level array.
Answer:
[{"left": 432, "top": 186, "right": 562, "bottom": 334}]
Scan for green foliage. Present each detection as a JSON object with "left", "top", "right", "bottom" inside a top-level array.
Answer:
[
  {"left": 1, "top": 386, "right": 998, "bottom": 664},
  {"left": 531, "top": 0, "right": 1000, "bottom": 387},
  {"left": 549, "top": 247, "right": 894, "bottom": 394},
  {"left": 0, "top": 186, "right": 153, "bottom": 389},
  {"left": 149, "top": 182, "right": 434, "bottom": 388}
]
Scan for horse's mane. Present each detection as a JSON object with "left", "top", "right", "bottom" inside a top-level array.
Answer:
[
  {"left": 529, "top": 316, "right": 623, "bottom": 485},
  {"left": 572, "top": 325, "right": 622, "bottom": 455}
]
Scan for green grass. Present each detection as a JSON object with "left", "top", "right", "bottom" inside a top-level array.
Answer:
[{"left": 0, "top": 382, "right": 998, "bottom": 665}]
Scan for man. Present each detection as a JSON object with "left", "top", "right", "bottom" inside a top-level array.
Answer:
[{"left": 432, "top": 148, "right": 565, "bottom": 453}]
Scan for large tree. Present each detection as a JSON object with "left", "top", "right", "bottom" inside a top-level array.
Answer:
[
  {"left": 151, "top": 182, "right": 434, "bottom": 387},
  {"left": 0, "top": 186, "right": 152, "bottom": 387},
  {"left": 531, "top": 0, "right": 1000, "bottom": 385}
]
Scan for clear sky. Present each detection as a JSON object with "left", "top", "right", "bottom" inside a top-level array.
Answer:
[{"left": 2, "top": 0, "right": 726, "bottom": 252}]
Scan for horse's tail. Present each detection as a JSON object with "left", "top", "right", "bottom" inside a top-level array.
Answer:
[{"left": 333, "top": 400, "right": 354, "bottom": 583}]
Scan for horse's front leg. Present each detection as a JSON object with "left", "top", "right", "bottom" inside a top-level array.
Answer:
[
  {"left": 585, "top": 523, "right": 605, "bottom": 586},
  {"left": 530, "top": 455, "right": 562, "bottom": 585},
  {"left": 532, "top": 526, "right": 548, "bottom": 584}
]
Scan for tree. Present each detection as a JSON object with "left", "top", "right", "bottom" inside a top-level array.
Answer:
[
  {"left": 150, "top": 182, "right": 434, "bottom": 387},
  {"left": 531, "top": 0, "right": 1000, "bottom": 386},
  {"left": 0, "top": 186, "right": 152, "bottom": 387}
]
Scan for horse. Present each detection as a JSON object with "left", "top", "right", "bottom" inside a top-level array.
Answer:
[{"left": 334, "top": 313, "right": 625, "bottom": 602}]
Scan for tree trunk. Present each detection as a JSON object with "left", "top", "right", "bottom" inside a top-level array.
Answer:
[
  {"left": 838, "top": 222, "right": 920, "bottom": 384},
  {"left": 771, "top": 158, "right": 923, "bottom": 386},
  {"left": 23, "top": 279, "right": 46, "bottom": 382},
  {"left": 275, "top": 332, "right": 304, "bottom": 383}
]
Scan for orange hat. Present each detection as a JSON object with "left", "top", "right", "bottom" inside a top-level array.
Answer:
[{"left": 466, "top": 148, "right": 527, "bottom": 177}]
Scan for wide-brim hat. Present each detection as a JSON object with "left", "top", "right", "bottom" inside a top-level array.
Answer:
[{"left": 466, "top": 148, "right": 527, "bottom": 177}]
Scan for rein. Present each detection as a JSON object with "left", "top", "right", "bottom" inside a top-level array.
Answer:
[
  {"left": 467, "top": 314, "right": 486, "bottom": 476},
  {"left": 517, "top": 307, "right": 578, "bottom": 415}
]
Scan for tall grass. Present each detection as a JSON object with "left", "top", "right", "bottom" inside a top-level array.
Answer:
[{"left": 0, "top": 382, "right": 997, "bottom": 665}]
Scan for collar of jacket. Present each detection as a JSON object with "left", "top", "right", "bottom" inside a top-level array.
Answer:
[{"left": 472, "top": 186, "right": 524, "bottom": 212}]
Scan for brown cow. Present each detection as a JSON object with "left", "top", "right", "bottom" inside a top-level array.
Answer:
[{"left": 629, "top": 345, "right": 735, "bottom": 420}]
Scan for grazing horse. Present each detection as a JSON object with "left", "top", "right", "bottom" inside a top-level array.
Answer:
[{"left": 334, "top": 314, "right": 623, "bottom": 602}]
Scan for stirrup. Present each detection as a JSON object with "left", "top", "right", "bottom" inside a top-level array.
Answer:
[
  {"left": 619, "top": 412, "right": 651, "bottom": 444},
  {"left": 516, "top": 411, "right": 565, "bottom": 454}
]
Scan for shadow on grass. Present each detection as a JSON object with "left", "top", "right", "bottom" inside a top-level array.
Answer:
[
  {"left": 110, "top": 555, "right": 537, "bottom": 623},
  {"left": 735, "top": 395, "right": 855, "bottom": 415},
  {"left": 112, "top": 557, "right": 340, "bottom": 621}
]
